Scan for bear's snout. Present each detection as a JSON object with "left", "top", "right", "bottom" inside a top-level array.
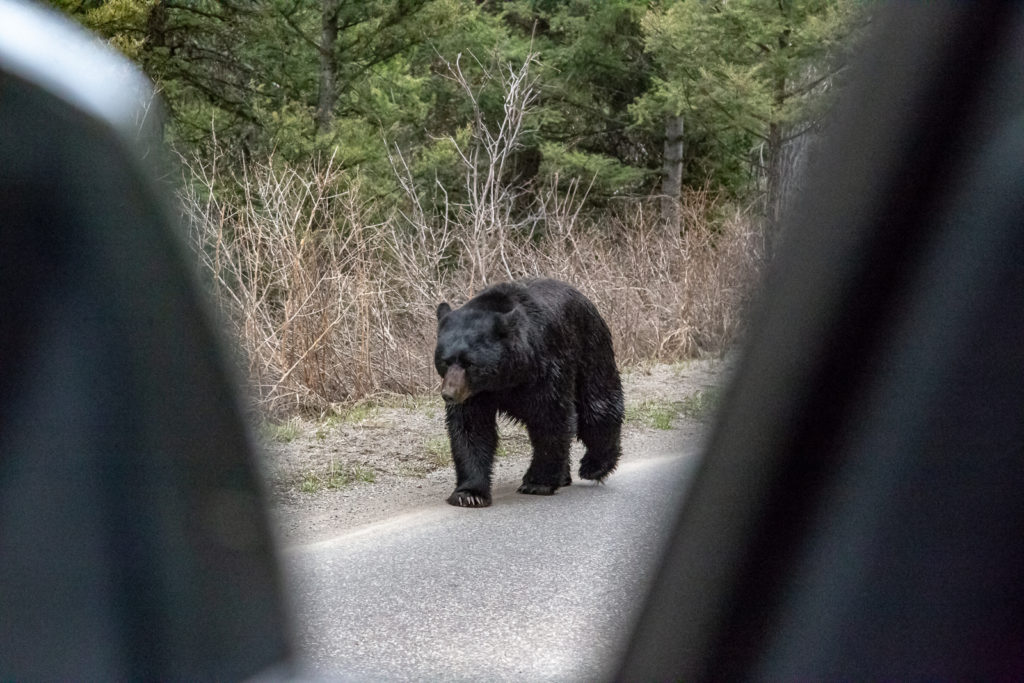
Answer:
[{"left": 441, "top": 364, "right": 472, "bottom": 404}]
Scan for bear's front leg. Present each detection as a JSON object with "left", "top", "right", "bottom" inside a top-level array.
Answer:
[
  {"left": 444, "top": 398, "right": 498, "bottom": 507},
  {"left": 519, "top": 411, "right": 574, "bottom": 496}
]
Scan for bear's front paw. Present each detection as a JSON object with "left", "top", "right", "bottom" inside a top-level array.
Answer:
[
  {"left": 447, "top": 490, "right": 492, "bottom": 507},
  {"left": 517, "top": 482, "right": 558, "bottom": 496}
]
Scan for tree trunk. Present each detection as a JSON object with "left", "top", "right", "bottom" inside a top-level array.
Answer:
[
  {"left": 766, "top": 120, "right": 784, "bottom": 226},
  {"left": 765, "top": 27, "right": 793, "bottom": 246},
  {"left": 774, "top": 126, "right": 813, "bottom": 216},
  {"left": 142, "top": 2, "right": 168, "bottom": 146},
  {"left": 316, "top": 0, "right": 339, "bottom": 135},
  {"left": 661, "top": 114, "right": 684, "bottom": 232}
]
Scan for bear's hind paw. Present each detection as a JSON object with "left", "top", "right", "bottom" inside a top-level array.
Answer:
[
  {"left": 579, "top": 456, "right": 618, "bottom": 482},
  {"left": 517, "top": 482, "right": 559, "bottom": 496}
]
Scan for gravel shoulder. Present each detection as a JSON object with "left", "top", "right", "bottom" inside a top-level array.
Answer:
[{"left": 259, "top": 358, "right": 728, "bottom": 547}]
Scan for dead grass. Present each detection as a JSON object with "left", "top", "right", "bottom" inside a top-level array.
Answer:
[
  {"left": 181, "top": 161, "right": 762, "bottom": 418},
  {"left": 178, "top": 56, "right": 765, "bottom": 418}
]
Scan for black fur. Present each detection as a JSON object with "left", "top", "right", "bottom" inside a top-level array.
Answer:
[{"left": 434, "top": 279, "right": 624, "bottom": 508}]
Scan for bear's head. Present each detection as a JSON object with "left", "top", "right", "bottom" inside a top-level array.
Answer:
[{"left": 434, "top": 297, "right": 525, "bottom": 404}]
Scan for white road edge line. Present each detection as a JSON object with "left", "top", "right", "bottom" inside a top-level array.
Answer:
[{"left": 283, "top": 452, "right": 697, "bottom": 555}]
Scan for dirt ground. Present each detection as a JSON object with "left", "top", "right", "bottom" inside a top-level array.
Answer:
[{"left": 259, "top": 358, "right": 729, "bottom": 547}]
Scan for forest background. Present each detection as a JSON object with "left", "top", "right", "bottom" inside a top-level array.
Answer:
[{"left": 52, "top": 0, "right": 863, "bottom": 417}]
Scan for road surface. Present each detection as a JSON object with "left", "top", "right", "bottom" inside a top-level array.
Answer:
[{"left": 282, "top": 450, "right": 702, "bottom": 681}]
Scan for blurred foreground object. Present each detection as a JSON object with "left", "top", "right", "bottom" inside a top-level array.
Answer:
[
  {"left": 620, "top": 3, "right": 1024, "bottom": 680},
  {"left": 0, "top": 1, "right": 293, "bottom": 678}
]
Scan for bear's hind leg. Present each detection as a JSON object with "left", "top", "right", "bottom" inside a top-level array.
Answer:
[
  {"left": 577, "top": 390, "right": 624, "bottom": 482},
  {"left": 519, "top": 417, "right": 573, "bottom": 496},
  {"left": 578, "top": 420, "right": 622, "bottom": 481}
]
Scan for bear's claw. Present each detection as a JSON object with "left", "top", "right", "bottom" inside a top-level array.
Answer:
[{"left": 447, "top": 490, "right": 491, "bottom": 507}]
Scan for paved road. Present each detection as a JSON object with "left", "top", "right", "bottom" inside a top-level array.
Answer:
[{"left": 282, "top": 450, "right": 702, "bottom": 681}]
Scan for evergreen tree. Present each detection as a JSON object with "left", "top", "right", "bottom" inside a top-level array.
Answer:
[
  {"left": 495, "top": 0, "right": 654, "bottom": 198},
  {"left": 50, "top": 0, "right": 864, "bottom": 217},
  {"left": 635, "top": 0, "right": 862, "bottom": 217}
]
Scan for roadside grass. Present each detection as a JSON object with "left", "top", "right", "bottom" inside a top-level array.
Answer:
[
  {"left": 424, "top": 435, "right": 452, "bottom": 468},
  {"left": 273, "top": 382, "right": 723, "bottom": 494},
  {"left": 261, "top": 418, "right": 302, "bottom": 443},
  {"left": 299, "top": 461, "right": 376, "bottom": 494},
  {"left": 306, "top": 401, "right": 389, "bottom": 441},
  {"left": 423, "top": 432, "right": 514, "bottom": 472},
  {"left": 626, "top": 399, "right": 682, "bottom": 430},
  {"left": 497, "top": 421, "right": 530, "bottom": 458},
  {"left": 397, "top": 394, "right": 442, "bottom": 417},
  {"left": 333, "top": 400, "right": 380, "bottom": 423},
  {"left": 314, "top": 421, "right": 334, "bottom": 441},
  {"left": 679, "top": 387, "right": 721, "bottom": 421},
  {"left": 625, "top": 388, "right": 721, "bottom": 429},
  {"left": 264, "top": 400, "right": 386, "bottom": 445}
]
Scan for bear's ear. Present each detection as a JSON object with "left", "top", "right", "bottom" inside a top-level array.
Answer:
[
  {"left": 436, "top": 302, "right": 452, "bottom": 322},
  {"left": 495, "top": 306, "right": 525, "bottom": 337}
]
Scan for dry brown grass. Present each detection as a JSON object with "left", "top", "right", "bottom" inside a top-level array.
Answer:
[
  {"left": 179, "top": 155, "right": 765, "bottom": 418},
  {"left": 178, "top": 56, "right": 765, "bottom": 417}
]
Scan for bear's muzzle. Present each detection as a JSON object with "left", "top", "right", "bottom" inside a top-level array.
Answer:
[{"left": 441, "top": 364, "right": 472, "bottom": 404}]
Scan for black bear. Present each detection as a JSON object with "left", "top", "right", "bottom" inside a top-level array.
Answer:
[{"left": 434, "top": 278, "right": 624, "bottom": 507}]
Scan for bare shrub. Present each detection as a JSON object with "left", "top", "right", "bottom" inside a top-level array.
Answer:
[
  {"left": 180, "top": 154, "right": 436, "bottom": 416},
  {"left": 178, "top": 53, "right": 765, "bottom": 417},
  {"left": 467, "top": 184, "right": 765, "bottom": 364},
  {"left": 181, "top": 159, "right": 762, "bottom": 416},
  {"left": 408, "top": 51, "right": 540, "bottom": 289}
]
